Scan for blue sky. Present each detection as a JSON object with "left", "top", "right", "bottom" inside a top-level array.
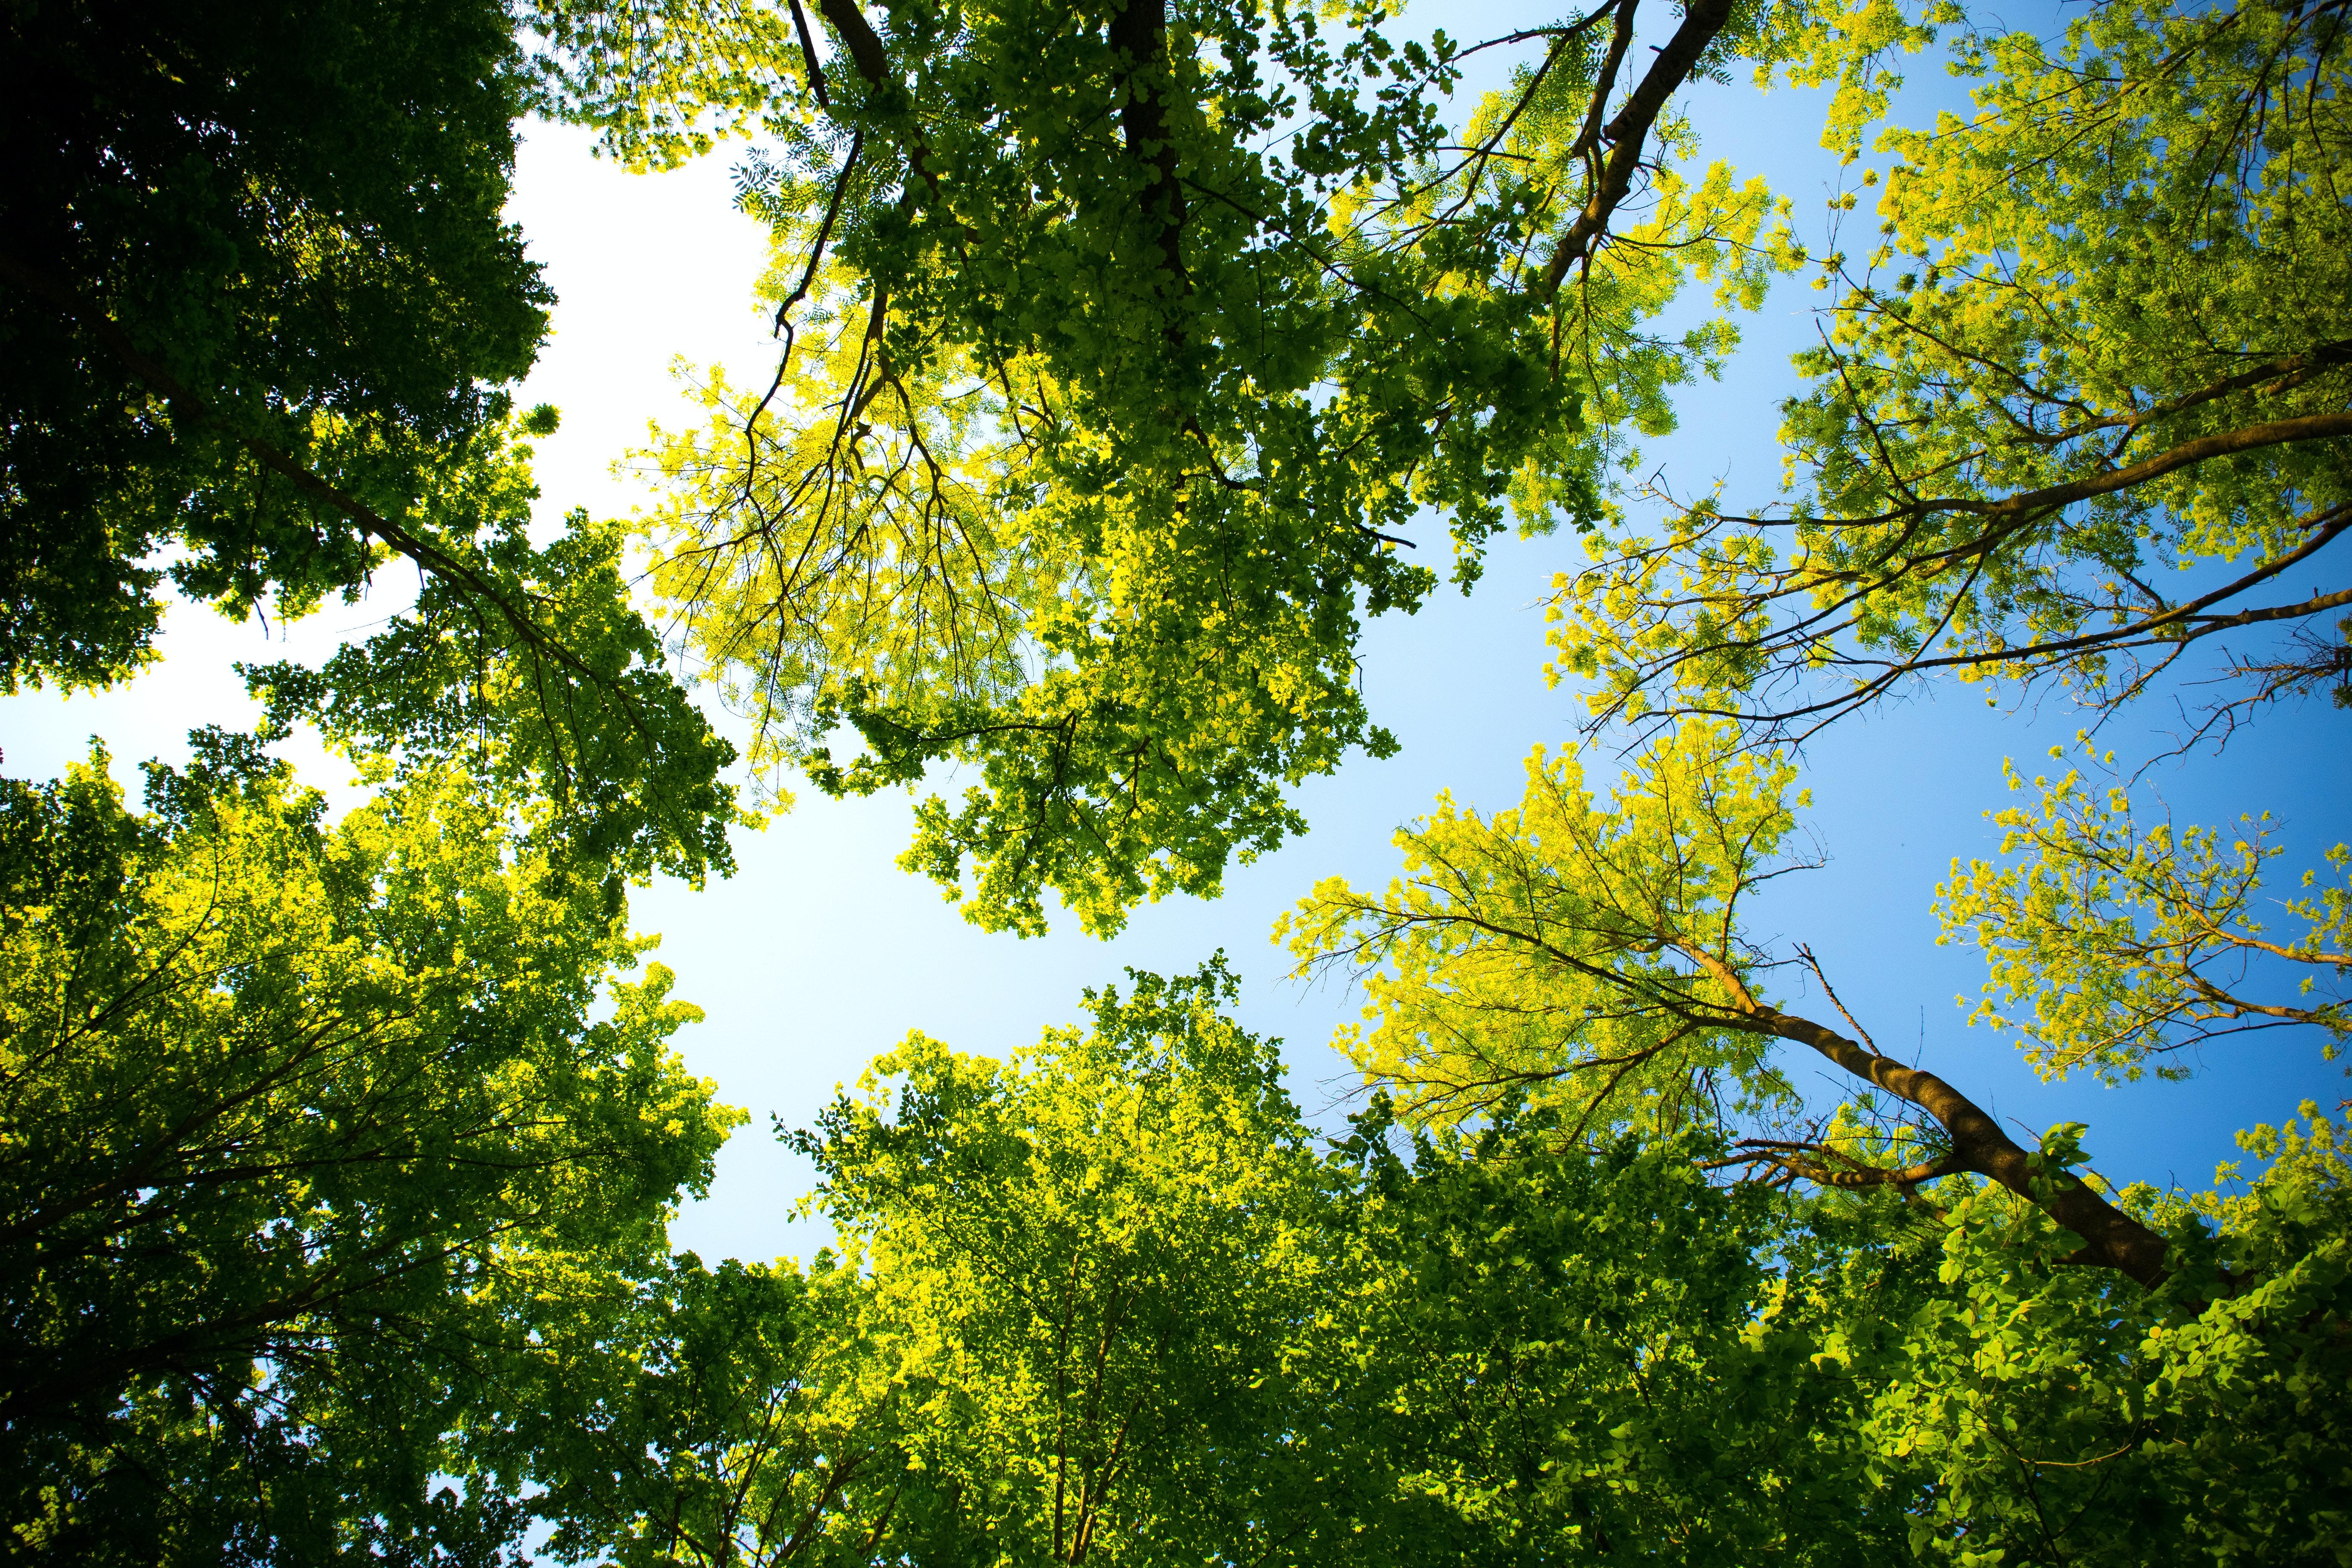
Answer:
[{"left": 6, "top": 3, "right": 2341, "bottom": 1265}]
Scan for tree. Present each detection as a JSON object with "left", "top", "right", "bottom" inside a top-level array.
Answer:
[
  {"left": 1299, "top": 1109, "right": 1909, "bottom": 1565},
  {"left": 525, "top": 0, "right": 2351, "bottom": 912},
  {"left": 1273, "top": 701, "right": 2352, "bottom": 1556},
  {"left": 1547, "top": 0, "right": 2352, "bottom": 743},
  {"left": 542, "top": 0, "right": 1796, "bottom": 934},
  {"left": 502, "top": 969, "right": 1913, "bottom": 1566},
  {"left": 1937, "top": 740, "right": 2349, "bottom": 1082},
  {"left": 494, "top": 0, "right": 2343, "bottom": 1556},
  {"left": 1251, "top": 4, "right": 2352, "bottom": 1553},
  {"left": 1277, "top": 715, "right": 2352, "bottom": 1287},
  {"left": 11, "top": 0, "right": 2342, "bottom": 1557},
  {"left": 789, "top": 960, "right": 1336, "bottom": 1563},
  {"left": 489, "top": 965, "right": 2350, "bottom": 1565},
  {"left": 0, "top": 734, "right": 738, "bottom": 1562},
  {"left": 485, "top": 960, "right": 1350, "bottom": 1566},
  {"left": 1, "top": 0, "right": 743, "bottom": 882},
  {"left": 0, "top": 0, "right": 540, "bottom": 691},
  {"left": 1807, "top": 1102, "right": 2352, "bottom": 1566},
  {"left": 470, "top": 1252, "right": 927, "bottom": 1568}
]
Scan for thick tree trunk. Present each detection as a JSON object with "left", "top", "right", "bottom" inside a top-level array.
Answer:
[
  {"left": 1108, "top": 0, "right": 1188, "bottom": 291},
  {"left": 1756, "top": 1006, "right": 2175, "bottom": 1287}
]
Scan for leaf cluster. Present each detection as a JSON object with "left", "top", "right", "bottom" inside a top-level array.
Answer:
[
  {"left": 1936, "top": 738, "right": 2350, "bottom": 1082},
  {"left": 1548, "top": 0, "right": 2352, "bottom": 742},
  {"left": 0, "top": 738, "right": 738, "bottom": 1562},
  {"left": 482, "top": 976, "right": 2352, "bottom": 1566},
  {"left": 2, "top": 0, "right": 744, "bottom": 882},
  {"left": 573, "top": 0, "right": 1807, "bottom": 932}
]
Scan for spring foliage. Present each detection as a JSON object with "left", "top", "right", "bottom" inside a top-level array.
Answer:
[
  {"left": 6, "top": 0, "right": 2346, "bottom": 1560},
  {"left": 1547, "top": 0, "right": 2352, "bottom": 737},
  {"left": 0, "top": 739, "right": 736, "bottom": 1562},
  {"left": 467, "top": 968, "right": 2351, "bottom": 1566}
]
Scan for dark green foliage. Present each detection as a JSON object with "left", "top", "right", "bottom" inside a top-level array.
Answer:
[
  {"left": 0, "top": 0, "right": 545, "bottom": 689},
  {"left": 0, "top": 741, "right": 735, "bottom": 1562},
  {"left": 1311, "top": 1106, "right": 1910, "bottom": 1565},
  {"left": 0, "top": 0, "right": 743, "bottom": 882}
]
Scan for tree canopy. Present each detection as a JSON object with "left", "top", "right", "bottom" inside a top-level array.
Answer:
[
  {"left": 1, "top": 0, "right": 744, "bottom": 883},
  {"left": 464, "top": 965, "right": 2352, "bottom": 1565},
  {"left": 541, "top": 0, "right": 2350, "bottom": 933},
  {"left": 4, "top": 0, "right": 2347, "bottom": 1560},
  {"left": 0, "top": 735, "right": 737, "bottom": 1561},
  {"left": 550, "top": 0, "right": 1794, "bottom": 933},
  {"left": 1547, "top": 0, "right": 2352, "bottom": 741}
]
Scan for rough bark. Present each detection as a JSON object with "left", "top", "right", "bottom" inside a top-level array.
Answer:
[{"left": 1755, "top": 1005, "right": 2176, "bottom": 1287}]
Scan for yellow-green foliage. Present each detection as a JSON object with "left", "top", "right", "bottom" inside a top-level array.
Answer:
[
  {"left": 600, "top": 0, "right": 1822, "bottom": 935},
  {"left": 799, "top": 961, "right": 1329, "bottom": 1561},
  {"left": 1938, "top": 739, "right": 2350, "bottom": 1082},
  {"left": 1280, "top": 720, "right": 1804, "bottom": 1134},
  {"left": 490, "top": 974, "right": 2352, "bottom": 1568},
  {"left": 1548, "top": 0, "right": 2352, "bottom": 727}
]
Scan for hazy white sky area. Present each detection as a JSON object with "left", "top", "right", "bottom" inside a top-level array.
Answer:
[{"left": 6, "top": 8, "right": 2342, "bottom": 1265}]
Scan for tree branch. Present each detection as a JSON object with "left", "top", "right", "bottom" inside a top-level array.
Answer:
[{"left": 1539, "top": 0, "right": 1736, "bottom": 295}]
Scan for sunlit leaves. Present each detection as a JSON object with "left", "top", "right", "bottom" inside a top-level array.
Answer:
[
  {"left": 597, "top": 0, "right": 1822, "bottom": 932},
  {"left": 1936, "top": 740, "right": 2350, "bottom": 1082},
  {"left": 0, "top": 738, "right": 736, "bottom": 1559},
  {"left": 1547, "top": 0, "right": 2352, "bottom": 737},
  {"left": 796, "top": 959, "right": 1334, "bottom": 1560},
  {"left": 1280, "top": 720, "right": 1804, "bottom": 1134}
]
